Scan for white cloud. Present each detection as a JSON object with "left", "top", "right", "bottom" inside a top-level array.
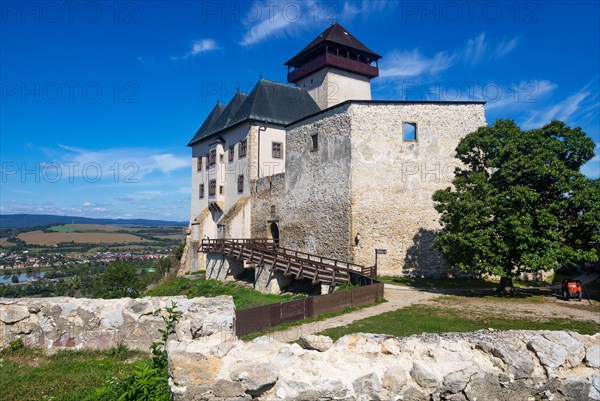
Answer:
[
  {"left": 485, "top": 80, "right": 557, "bottom": 111},
  {"left": 191, "top": 39, "right": 218, "bottom": 55},
  {"left": 339, "top": 0, "right": 395, "bottom": 22},
  {"left": 380, "top": 49, "right": 455, "bottom": 79},
  {"left": 241, "top": 14, "right": 295, "bottom": 46},
  {"left": 522, "top": 87, "right": 590, "bottom": 129},
  {"left": 171, "top": 38, "right": 219, "bottom": 60},
  {"left": 82, "top": 202, "right": 95, "bottom": 207},
  {"left": 464, "top": 33, "right": 488, "bottom": 64},
  {"left": 239, "top": 1, "right": 324, "bottom": 46},
  {"left": 57, "top": 145, "right": 189, "bottom": 180},
  {"left": 496, "top": 35, "right": 520, "bottom": 57},
  {"left": 380, "top": 33, "right": 520, "bottom": 82}
]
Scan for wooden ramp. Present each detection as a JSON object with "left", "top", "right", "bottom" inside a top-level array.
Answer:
[{"left": 201, "top": 239, "right": 377, "bottom": 288}]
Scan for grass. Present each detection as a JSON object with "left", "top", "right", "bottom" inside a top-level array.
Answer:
[
  {"left": 0, "top": 345, "right": 147, "bottom": 401},
  {"left": 240, "top": 298, "right": 387, "bottom": 341},
  {"left": 145, "top": 276, "right": 304, "bottom": 309},
  {"left": 317, "top": 302, "right": 600, "bottom": 341}
]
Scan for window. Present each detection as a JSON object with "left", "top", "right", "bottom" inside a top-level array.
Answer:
[
  {"left": 196, "top": 157, "right": 203, "bottom": 171},
  {"left": 208, "top": 180, "right": 216, "bottom": 196},
  {"left": 403, "top": 122, "right": 417, "bottom": 141},
  {"left": 209, "top": 149, "right": 217, "bottom": 166},
  {"left": 239, "top": 139, "right": 247, "bottom": 158},
  {"left": 199, "top": 184, "right": 204, "bottom": 199},
  {"left": 228, "top": 145, "right": 234, "bottom": 162},
  {"left": 237, "top": 175, "right": 244, "bottom": 193},
  {"left": 311, "top": 133, "right": 318, "bottom": 151},
  {"left": 219, "top": 154, "right": 224, "bottom": 163},
  {"left": 219, "top": 185, "right": 224, "bottom": 195},
  {"left": 272, "top": 142, "right": 283, "bottom": 159}
]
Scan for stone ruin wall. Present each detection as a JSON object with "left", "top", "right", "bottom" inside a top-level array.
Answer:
[
  {"left": 169, "top": 329, "right": 600, "bottom": 401},
  {"left": 0, "top": 296, "right": 235, "bottom": 352},
  {"left": 2, "top": 297, "right": 598, "bottom": 400},
  {"left": 348, "top": 103, "right": 487, "bottom": 276}
]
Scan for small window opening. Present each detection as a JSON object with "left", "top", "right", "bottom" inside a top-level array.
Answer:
[
  {"left": 403, "top": 122, "right": 417, "bottom": 141},
  {"left": 237, "top": 175, "right": 244, "bottom": 193},
  {"left": 272, "top": 142, "right": 283, "bottom": 159},
  {"left": 311, "top": 133, "right": 319, "bottom": 151},
  {"left": 219, "top": 185, "right": 224, "bottom": 195}
]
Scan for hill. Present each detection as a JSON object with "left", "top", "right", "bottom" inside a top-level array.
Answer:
[{"left": 0, "top": 214, "right": 187, "bottom": 228}]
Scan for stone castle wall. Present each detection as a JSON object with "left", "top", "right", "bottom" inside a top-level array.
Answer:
[
  {"left": 276, "top": 105, "right": 354, "bottom": 261},
  {"left": 0, "top": 296, "right": 235, "bottom": 352},
  {"left": 348, "top": 103, "right": 487, "bottom": 276},
  {"left": 261, "top": 101, "right": 486, "bottom": 276}
]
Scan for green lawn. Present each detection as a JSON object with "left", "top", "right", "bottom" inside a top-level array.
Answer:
[
  {"left": 145, "top": 276, "right": 303, "bottom": 309},
  {"left": 317, "top": 303, "right": 599, "bottom": 341},
  {"left": 0, "top": 346, "right": 147, "bottom": 401}
]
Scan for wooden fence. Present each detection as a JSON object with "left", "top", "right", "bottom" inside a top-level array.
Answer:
[{"left": 235, "top": 283, "right": 385, "bottom": 336}]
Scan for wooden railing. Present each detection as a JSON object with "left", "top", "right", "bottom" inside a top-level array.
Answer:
[
  {"left": 201, "top": 238, "right": 377, "bottom": 287},
  {"left": 236, "top": 283, "right": 385, "bottom": 336}
]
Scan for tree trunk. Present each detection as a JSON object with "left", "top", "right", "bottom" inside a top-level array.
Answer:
[{"left": 495, "top": 276, "right": 514, "bottom": 296}]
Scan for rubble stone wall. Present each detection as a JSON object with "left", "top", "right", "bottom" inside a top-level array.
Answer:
[
  {"left": 168, "top": 329, "right": 600, "bottom": 401},
  {"left": 0, "top": 296, "right": 235, "bottom": 352}
]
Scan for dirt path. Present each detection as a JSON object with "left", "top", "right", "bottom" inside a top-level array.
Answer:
[{"left": 269, "top": 285, "right": 442, "bottom": 343}]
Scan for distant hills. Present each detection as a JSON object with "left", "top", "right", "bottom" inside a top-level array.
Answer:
[{"left": 0, "top": 214, "right": 188, "bottom": 228}]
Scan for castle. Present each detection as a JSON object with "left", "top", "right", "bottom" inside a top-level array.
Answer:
[{"left": 181, "top": 24, "right": 487, "bottom": 292}]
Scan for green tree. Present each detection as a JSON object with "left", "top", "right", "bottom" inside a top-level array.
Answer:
[
  {"left": 92, "top": 262, "right": 145, "bottom": 298},
  {"left": 433, "top": 119, "right": 599, "bottom": 294}
]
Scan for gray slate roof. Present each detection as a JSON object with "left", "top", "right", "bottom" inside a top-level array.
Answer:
[{"left": 188, "top": 80, "right": 320, "bottom": 146}]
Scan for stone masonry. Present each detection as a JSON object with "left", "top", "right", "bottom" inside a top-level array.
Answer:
[
  {"left": 252, "top": 101, "right": 486, "bottom": 277},
  {"left": 168, "top": 329, "right": 600, "bottom": 401},
  {"left": 0, "top": 296, "right": 235, "bottom": 352}
]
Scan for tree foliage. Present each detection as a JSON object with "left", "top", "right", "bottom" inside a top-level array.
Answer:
[
  {"left": 433, "top": 119, "right": 599, "bottom": 289},
  {"left": 92, "top": 262, "right": 146, "bottom": 298}
]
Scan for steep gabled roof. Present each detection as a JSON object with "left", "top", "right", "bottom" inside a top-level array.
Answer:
[
  {"left": 187, "top": 80, "right": 320, "bottom": 146},
  {"left": 230, "top": 79, "right": 320, "bottom": 126},
  {"left": 187, "top": 102, "right": 226, "bottom": 146},
  {"left": 187, "top": 92, "right": 247, "bottom": 146},
  {"left": 285, "top": 23, "right": 381, "bottom": 66}
]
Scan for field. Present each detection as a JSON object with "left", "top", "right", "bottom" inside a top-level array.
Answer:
[
  {"left": 47, "top": 224, "right": 141, "bottom": 232},
  {"left": 17, "top": 230, "right": 149, "bottom": 245}
]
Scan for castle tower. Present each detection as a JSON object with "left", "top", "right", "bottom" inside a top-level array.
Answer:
[{"left": 285, "top": 23, "right": 381, "bottom": 109}]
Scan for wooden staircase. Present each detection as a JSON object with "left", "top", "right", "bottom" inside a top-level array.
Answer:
[{"left": 201, "top": 239, "right": 377, "bottom": 287}]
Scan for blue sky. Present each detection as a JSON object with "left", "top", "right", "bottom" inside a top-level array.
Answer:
[{"left": 1, "top": 0, "right": 598, "bottom": 221}]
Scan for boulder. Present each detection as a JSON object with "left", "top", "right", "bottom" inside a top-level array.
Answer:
[
  {"left": 0, "top": 305, "right": 30, "bottom": 324},
  {"left": 230, "top": 362, "right": 279, "bottom": 395},
  {"left": 299, "top": 334, "right": 333, "bottom": 352},
  {"left": 410, "top": 361, "right": 438, "bottom": 388}
]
